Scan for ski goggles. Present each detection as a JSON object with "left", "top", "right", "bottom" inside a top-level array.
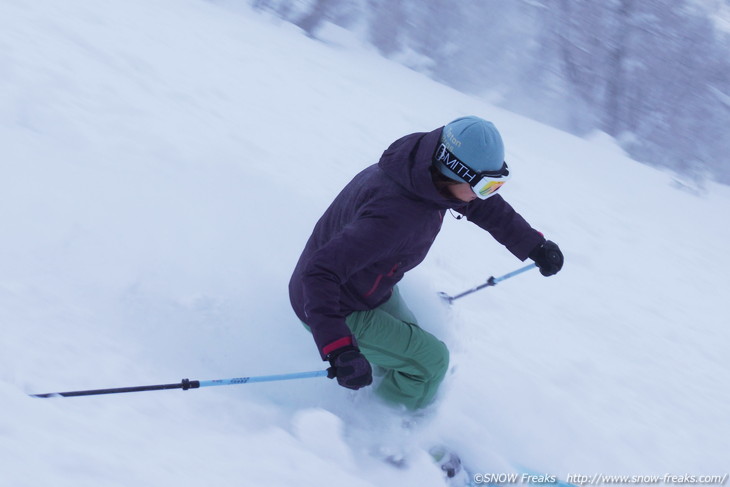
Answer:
[{"left": 434, "top": 143, "right": 511, "bottom": 199}]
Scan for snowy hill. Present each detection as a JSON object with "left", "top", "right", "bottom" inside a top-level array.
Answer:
[{"left": 1, "top": 1, "right": 729, "bottom": 486}]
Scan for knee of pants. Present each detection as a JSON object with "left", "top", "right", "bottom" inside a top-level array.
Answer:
[{"left": 421, "top": 339, "right": 450, "bottom": 382}]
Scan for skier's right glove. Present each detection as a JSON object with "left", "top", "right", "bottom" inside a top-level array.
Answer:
[{"left": 326, "top": 345, "right": 373, "bottom": 390}]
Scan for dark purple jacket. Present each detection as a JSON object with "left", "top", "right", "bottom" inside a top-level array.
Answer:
[{"left": 289, "top": 127, "right": 544, "bottom": 359}]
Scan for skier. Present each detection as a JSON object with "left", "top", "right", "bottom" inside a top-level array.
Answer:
[{"left": 289, "top": 116, "right": 563, "bottom": 411}]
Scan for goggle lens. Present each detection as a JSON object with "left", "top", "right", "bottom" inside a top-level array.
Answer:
[{"left": 475, "top": 179, "right": 506, "bottom": 198}]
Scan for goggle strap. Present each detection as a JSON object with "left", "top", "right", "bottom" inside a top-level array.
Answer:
[{"left": 433, "top": 143, "right": 508, "bottom": 185}]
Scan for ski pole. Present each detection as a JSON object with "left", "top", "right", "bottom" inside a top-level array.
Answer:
[
  {"left": 438, "top": 263, "right": 537, "bottom": 304},
  {"left": 29, "top": 369, "right": 329, "bottom": 398}
]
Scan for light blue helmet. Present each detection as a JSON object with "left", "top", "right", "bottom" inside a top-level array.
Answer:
[{"left": 435, "top": 116, "right": 505, "bottom": 182}]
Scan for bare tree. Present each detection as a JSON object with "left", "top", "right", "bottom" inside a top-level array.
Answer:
[{"left": 252, "top": 0, "right": 730, "bottom": 184}]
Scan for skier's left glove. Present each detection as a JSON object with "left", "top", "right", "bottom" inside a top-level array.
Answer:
[
  {"left": 326, "top": 346, "right": 373, "bottom": 390},
  {"left": 529, "top": 240, "right": 564, "bottom": 276}
]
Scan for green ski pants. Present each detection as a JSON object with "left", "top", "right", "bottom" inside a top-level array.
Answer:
[{"left": 343, "top": 287, "right": 450, "bottom": 410}]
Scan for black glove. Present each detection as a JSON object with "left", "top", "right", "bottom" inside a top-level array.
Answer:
[
  {"left": 529, "top": 240, "right": 564, "bottom": 276},
  {"left": 326, "top": 346, "right": 373, "bottom": 390}
]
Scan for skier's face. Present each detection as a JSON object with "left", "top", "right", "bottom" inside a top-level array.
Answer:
[{"left": 446, "top": 182, "right": 478, "bottom": 202}]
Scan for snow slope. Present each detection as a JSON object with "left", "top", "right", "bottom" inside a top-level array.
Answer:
[{"left": 1, "top": 1, "right": 728, "bottom": 486}]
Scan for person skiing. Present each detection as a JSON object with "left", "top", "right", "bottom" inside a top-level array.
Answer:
[{"left": 289, "top": 116, "right": 563, "bottom": 411}]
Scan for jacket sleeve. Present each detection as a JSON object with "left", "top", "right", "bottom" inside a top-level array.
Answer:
[
  {"left": 300, "top": 215, "right": 402, "bottom": 359},
  {"left": 455, "top": 194, "right": 545, "bottom": 260}
]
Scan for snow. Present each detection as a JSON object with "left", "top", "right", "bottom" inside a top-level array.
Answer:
[{"left": 1, "top": 0, "right": 729, "bottom": 485}]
